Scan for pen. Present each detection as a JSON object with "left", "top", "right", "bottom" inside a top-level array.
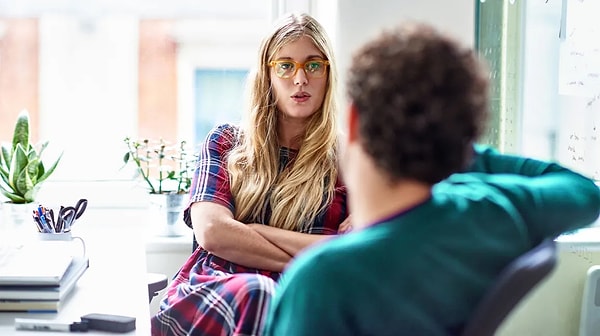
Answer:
[
  {"left": 32, "top": 210, "right": 44, "bottom": 232},
  {"left": 46, "top": 208, "right": 56, "bottom": 232},
  {"left": 37, "top": 206, "right": 54, "bottom": 233},
  {"left": 15, "top": 318, "right": 88, "bottom": 332}
]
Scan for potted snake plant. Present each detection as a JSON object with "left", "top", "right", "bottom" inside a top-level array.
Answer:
[{"left": 0, "top": 110, "right": 62, "bottom": 226}]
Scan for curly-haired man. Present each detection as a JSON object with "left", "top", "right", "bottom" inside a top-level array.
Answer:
[{"left": 264, "top": 22, "right": 600, "bottom": 335}]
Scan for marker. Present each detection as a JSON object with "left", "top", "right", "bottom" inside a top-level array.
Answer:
[
  {"left": 14, "top": 318, "right": 88, "bottom": 332},
  {"left": 32, "top": 210, "right": 44, "bottom": 232},
  {"left": 37, "top": 206, "right": 53, "bottom": 233}
]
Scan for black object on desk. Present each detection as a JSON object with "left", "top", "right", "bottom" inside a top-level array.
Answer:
[{"left": 80, "top": 313, "right": 136, "bottom": 333}]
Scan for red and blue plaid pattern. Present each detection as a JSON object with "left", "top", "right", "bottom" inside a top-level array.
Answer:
[{"left": 151, "top": 124, "right": 348, "bottom": 336}]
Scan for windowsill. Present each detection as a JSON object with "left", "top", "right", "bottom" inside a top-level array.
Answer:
[
  {"left": 556, "top": 225, "right": 600, "bottom": 249},
  {"left": 145, "top": 229, "right": 193, "bottom": 253}
]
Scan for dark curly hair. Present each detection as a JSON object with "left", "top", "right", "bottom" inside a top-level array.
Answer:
[{"left": 347, "top": 22, "right": 489, "bottom": 184}]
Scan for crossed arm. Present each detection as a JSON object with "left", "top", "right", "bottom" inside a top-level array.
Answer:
[{"left": 191, "top": 201, "right": 351, "bottom": 273}]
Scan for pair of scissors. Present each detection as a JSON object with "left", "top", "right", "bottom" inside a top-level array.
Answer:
[{"left": 57, "top": 198, "right": 88, "bottom": 232}]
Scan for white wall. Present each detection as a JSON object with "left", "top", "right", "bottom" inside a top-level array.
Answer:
[{"left": 333, "top": 0, "right": 475, "bottom": 112}]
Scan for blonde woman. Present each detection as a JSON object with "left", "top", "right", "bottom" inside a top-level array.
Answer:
[{"left": 151, "top": 13, "right": 349, "bottom": 336}]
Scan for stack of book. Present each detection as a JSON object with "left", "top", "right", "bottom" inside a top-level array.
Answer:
[{"left": 0, "top": 242, "right": 89, "bottom": 313}]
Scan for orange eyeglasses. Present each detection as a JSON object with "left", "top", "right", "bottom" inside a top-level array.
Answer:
[{"left": 268, "top": 59, "right": 330, "bottom": 79}]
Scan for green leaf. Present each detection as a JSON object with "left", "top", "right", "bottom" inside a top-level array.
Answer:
[
  {"left": 8, "top": 144, "right": 28, "bottom": 191},
  {"left": 36, "top": 160, "right": 46, "bottom": 180},
  {"left": 1, "top": 145, "right": 11, "bottom": 171},
  {"left": 0, "top": 187, "right": 26, "bottom": 203},
  {"left": 0, "top": 167, "right": 9, "bottom": 187},
  {"left": 0, "top": 171, "right": 14, "bottom": 194},
  {"left": 0, "top": 147, "right": 10, "bottom": 182},
  {"left": 26, "top": 157, "right": 41, "bottom": 186},
  {"left": 15, "top": 168, "right": 34, "bottom": 197},
  {"left": 23, "top": 183, "right": 41, "bottom": 203},
  {"left": 36, "top": 153, "right": 62, "bottom": 184},
  {"left": 12, "top": 110, "right": 29, "bottom": 153},
  {"left": 37, "top": 141, "right": 48, "bottom": 157}
]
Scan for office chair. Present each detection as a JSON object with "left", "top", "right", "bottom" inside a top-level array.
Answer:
[
  {"left": 460, "top": 238, "right": 557, "bottom": 336},
  {"left": 147, "top": 272, "right": 169, "bottom": 304}
]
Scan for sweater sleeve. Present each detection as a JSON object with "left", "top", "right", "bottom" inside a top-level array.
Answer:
[
  {"left": 183, "top": 124, "right": 238, "bottom": 228},
  {"left": 465, "top": 145, "right": 600, "bottom": 241}
]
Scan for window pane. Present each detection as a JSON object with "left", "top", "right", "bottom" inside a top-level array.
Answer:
[
  {"left": 0, "top": 1, "right": 271, "bottom": 206},
  {"left": 194, "top": 69, "right": 248, "bottom": 145},
  {"left": 477, "top": 0, "right": 600, "bottom": 181}
]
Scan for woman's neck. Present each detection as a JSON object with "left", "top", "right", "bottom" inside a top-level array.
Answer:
[{"left": 278, "top": 117, "right": 307, "bottom": 149}]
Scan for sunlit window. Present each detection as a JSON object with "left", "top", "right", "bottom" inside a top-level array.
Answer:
[
  {"left": 477, "top": 0, "right": 600, "bottom": 181},
  {"left": 0, "top": 1, "right": 275, "bottom": 205}
]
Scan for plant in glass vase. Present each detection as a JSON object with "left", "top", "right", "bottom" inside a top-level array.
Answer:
[
  {"left": 122, "top": 137, "right": 194, "bottom": 195},
  {"left": 122, "top": 137, "right": 196, "bottom": 236}
]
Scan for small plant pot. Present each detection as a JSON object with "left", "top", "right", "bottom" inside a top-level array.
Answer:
[
  {"left": 1, "top": 202, "right": 38, "bottom": 233},
  {"left": 148, "top": 193, "right": 188, "bottom": 237}
]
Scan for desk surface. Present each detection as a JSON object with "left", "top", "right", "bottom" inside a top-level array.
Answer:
[{"left": 0, "top": 209, "right": 151, "bottom": 335}]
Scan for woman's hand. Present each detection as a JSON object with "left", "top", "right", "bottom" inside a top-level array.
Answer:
[{"left": 337, "top": 215, "right": 353, "bottom": 234}]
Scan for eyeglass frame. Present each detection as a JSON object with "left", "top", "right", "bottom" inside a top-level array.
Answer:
[{"left": 268, "top": 59, "right": 330, "bottom": 79}]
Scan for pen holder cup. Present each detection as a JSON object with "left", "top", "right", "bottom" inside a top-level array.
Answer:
[
  {"left": 37, "top": 232, "right": 86, "bottom": 257},
  {"left": 38, "top": 231, "right": 73, "bottom": 241}
]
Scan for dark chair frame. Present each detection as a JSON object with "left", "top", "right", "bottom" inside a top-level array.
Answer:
[
  {"left": 148, "top": 272, "right": 169, "bottom": 304},
  {"left": 460, "top": 238, "right": 557, "bottom": 336}
]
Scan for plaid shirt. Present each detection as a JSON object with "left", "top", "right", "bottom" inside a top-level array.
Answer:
[{"left": 151, "top": 124, "right": 348, "bottom": 336}]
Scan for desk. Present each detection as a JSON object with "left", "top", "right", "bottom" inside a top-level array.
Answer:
[{"left": 0, "top": 209, "right": 151, "bottom": 335}]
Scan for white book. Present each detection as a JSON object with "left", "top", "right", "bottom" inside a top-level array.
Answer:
[
  {"left": 0, "top": 256, "right": 89, "bottom": 302},
  {"left": 0, "top": 299, "right": 63, "bottom": 313},
  {"left": 0, "top": 241, "right": 75, "bottom": 286}
]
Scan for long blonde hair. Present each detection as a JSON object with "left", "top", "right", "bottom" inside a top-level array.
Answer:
[{"left": 227, "top": 13, "right": 339, "bottom": 231}]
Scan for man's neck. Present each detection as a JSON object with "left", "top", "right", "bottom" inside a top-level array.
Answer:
[{"left": 347, "top": 160, "right": 431, "bottom": 229}]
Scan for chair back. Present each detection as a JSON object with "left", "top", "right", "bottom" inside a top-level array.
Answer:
[
  {"left": 148, "top": 272, "right": 169, "bottom": 304},
  {"left": 460, "top": 238, "right": 557, "bottom": 336}
]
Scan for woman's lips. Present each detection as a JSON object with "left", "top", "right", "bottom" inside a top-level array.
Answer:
[
  {"left": 292, "top": 96, "right": 310, "bottom": 103},
  {"left": 292, "top": 92, "right": 310, "bottom": 103}
]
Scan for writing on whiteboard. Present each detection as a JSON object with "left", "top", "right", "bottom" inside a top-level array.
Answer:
[{"left": 558, "top": 0, "right": 600, "bottom": 97}]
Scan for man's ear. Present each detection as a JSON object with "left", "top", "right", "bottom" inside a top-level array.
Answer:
[{"left": 347, "top": 102, "right": 360, "bottom": 144}]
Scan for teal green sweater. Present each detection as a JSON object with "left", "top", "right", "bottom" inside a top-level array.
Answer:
[{"left": 264, "top": 146, "right": 600, "bottom": 336}]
